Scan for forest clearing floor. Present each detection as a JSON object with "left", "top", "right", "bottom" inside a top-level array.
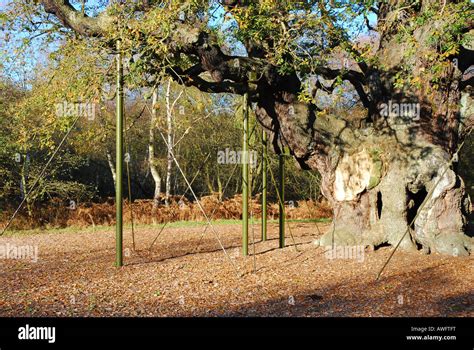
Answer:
[{"left": 0, "top": 221, "right": 472, "bottom": 317}]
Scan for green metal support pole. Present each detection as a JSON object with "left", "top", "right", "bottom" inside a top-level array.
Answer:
[
  {"left": 261, "top": 129, "right": 267, "bottom": 242},
  {"left": 278, "top": 152, "right": 285, "bottom": 248},
  {"left": 115, "top": 40, "right": 124, "bottom": 267},
  {"left": 242, "top": 93, "right": 249, "bottom": 256}
]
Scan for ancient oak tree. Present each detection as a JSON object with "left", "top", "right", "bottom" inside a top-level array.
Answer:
[{"left": 33, "top": 0, "right": 473, "bottom": 255}]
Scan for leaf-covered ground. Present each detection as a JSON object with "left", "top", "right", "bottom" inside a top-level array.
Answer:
[{"left": 0, "top": 222, "right": 472, "bottom": 317}]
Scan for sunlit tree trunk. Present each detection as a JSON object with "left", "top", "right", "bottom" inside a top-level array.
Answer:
[
  {"left": 149, "top": 89, "right": 162, "bottom": 210},
  {"left": 165, "top": 79, "right": 173, "bottom": 206},
  {"left": 106, "top": 149, "right": 116, "bottom": 188}
]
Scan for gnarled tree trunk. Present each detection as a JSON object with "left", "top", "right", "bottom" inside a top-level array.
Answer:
[
  {"left": 256, "top": 87, "right": 472, "bottom": 256},
  {"left": 252, "top": 3, "right": 473, "bottom": 256}
]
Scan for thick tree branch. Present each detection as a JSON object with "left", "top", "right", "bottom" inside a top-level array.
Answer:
[
  {"left": 38, "top": 0, "right": 372, "bottom": 110},
  {"left": 39, "top": 0, "right": 110, "bottom": 36},
  {"left": 313, "top": 66, "right": 370, "bottom": 105},
  {"left": 167, "top": 66, "right": 248, "bottom": 94}
]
